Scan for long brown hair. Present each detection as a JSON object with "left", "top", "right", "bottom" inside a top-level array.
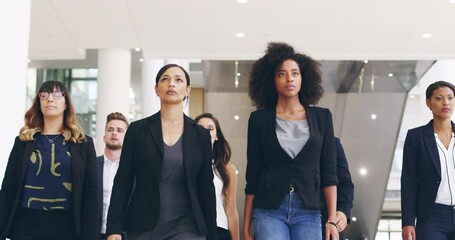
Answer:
[
  {"left": 19, "top": 80, "right": 86, "bottom": 143},
  {"left": 195, "top": 113, "right": 232, "bottom": 197}
]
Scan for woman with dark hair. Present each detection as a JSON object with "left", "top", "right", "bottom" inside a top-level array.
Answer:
[
  {"left": 0, "top": 80, "right": 99, "bottom": 240},
  {"left": 401, "top": 81, "right": 455, "bottom": 240},
  {"left": 195, "top": 113, "right": 239, "bottom": 240},
  {"left": 106, "top": 64, "right": 217, "bottom": 240},
  {"left": 243, "top": 42, "right": 339, "bottom": 240}
]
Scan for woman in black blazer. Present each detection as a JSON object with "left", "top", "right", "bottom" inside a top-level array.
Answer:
[
  {"left": 106, "top": 64, "right": 217, "bottom": 240},
  {"left": 401, "top": 81, "right": 455, "bottom": 240},
  {"left": 0, "top": 80, "right": 99, "bottom": 240},
  {"left": 243, "top": 42, "right": 339, "bottom": 240}
]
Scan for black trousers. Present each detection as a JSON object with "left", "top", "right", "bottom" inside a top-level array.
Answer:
[
  {"left": 216, "top": 227, "right": 231, "bottom": 240},
  {"left": 416, "top": 203, "right": 455, "bottom": 240},
  {"left": 11, "top": 208, "right": 75, "bottom": 240}
]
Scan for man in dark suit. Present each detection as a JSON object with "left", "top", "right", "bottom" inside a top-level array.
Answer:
[
  {"left": 322, "top": 137, "right": 354, "bottom": 240},
  {"left": 98, "top": 112, "right": 129, "bottom": 240}
]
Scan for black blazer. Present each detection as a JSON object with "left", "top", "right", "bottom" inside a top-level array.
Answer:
[
  {"left": 245, "top": 107, "right": 338, "bottom": 210},
  {"left": 401, "top": 120, "right": 455, "bottom": 227},
  {"left": 0, "top": 135, "right": 99, "bottom": 240},
  {"left": 105, "top": 112, "right": 217, "bottom": 240},
  {"left": 321, "top": 138, "right": 354, "bottom": 240},
  {"left": 97, "top": 155, "right": 104, "bottom": 231}
]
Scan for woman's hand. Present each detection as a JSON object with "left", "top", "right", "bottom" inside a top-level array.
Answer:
[
  {"left": 106, "top": 234, "right": 122, "bottom": 240},
  {"left": 325, "top": 223, "right": 339, "bottom": 240},
  {"left": 402, "top": 226, "right": 416, "bottom": 240},
  {"left": 243, "top": 230, "right": 254, "bottom": 240}
]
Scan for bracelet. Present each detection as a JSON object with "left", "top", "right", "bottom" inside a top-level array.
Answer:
[{"left": 326, "top": 221, "right": 339, "bottom": 229}]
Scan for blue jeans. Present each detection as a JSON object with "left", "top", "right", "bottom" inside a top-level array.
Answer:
[{"left": 252, "top": 192, "right": 322, "bottom": 240}]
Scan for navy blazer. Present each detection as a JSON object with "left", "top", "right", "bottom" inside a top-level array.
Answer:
[
  {"left": 105, "top": 112, "right": 217, "bottom": 240},
  {"left": 401, "top": 120, "right": 455, "bottom": 227},
  {"left": 0, "top": 135, "right": 99, "bottom": 240},
  {"left": 321, "top": 138, "right": 354, "bottom": 240},
  {"left": 245, "top": 107, "right": 338, "bottom": 210}
]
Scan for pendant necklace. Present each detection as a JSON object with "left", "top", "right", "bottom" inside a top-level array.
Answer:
[{"left": 43, "top": 134, "right": 60, "bottom": 144}]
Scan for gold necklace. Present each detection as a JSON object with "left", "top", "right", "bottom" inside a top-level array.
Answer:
[
  {"left": 277, "top": 109, "right": 305, "bottom": 118},
  {"left": 43, "top": 134, "right": 60, "bottom": 144}
]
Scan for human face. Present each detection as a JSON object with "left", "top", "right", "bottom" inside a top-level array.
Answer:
[
  {"left": 426, "top": 86, "right": 455, "bottom": 120},
  {"left": 155, "top": 67, "right": 191, "bottom": 104},
  {"left": 39, "top": 88, "right": 66, "bottom": 119},
  {"left": 274, "top": 59, "right": 302, "bottom": 98},
  {"left": 104, "top": 119, "right": 128, "bottom": 151},
  {"left": 196, "top": 117, "right": 218, "bottom": 148}
]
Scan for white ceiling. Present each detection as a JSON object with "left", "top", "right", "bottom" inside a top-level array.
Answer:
[{"left": 29, "top": 0, "right": 455, "bottom": 61}]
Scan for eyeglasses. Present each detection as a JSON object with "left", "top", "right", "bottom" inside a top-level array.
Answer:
[{"left": 38, "top": 91, "right": 65, "bottom": 100}]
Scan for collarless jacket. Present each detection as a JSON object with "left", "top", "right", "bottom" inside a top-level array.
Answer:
[
  {"left": 401, "top": 120, "right": 455, "bottom": 227},
  {"left": 245, "top": 107, "right": 338, "bottom": 210},
  {"left": 105, "top": 112, "right": 217, "bottom": 240},
  {"left": 0, "top": 135, "right": 99, "bottom": 240}
]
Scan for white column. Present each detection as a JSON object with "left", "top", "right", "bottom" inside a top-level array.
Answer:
[
  {"left": 95, "top": 49, "right": 131, "bottom": 154},
  {"left": 141, "top": 58, "right": 164, "bottom": 118},
  {"left": 0, "top": 0, "right": 31, "bottom": 182}
]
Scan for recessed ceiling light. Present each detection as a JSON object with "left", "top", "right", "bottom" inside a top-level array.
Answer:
[
  {"left": 237, "top": 0, "right": 248, "bottom": 3},
  {"left": 234, "top": 115, "right": 240, "bottom": 120},
  {"left": 410, "top": 94, "right": 415, "bottom": 99},
  {"left": 359, "top": 168, "right": 368, "bottom": 175},
  {"left": 235, "top": 32, "right": 246, "bottom": 38},
  {"left": 449, "top": 0, "right": 455, "bottom": 3},
  {"left": 235, "top": 170, "right": 239, "bottom": 175},
  {"left": 352, "top": 217, "right": 357, "bottom": 222},
  {"left": 134, "top": 48, "right": 141, "bottom": 52},
  {"left": 364, "top": 60, "right": 368, "bottom": 64},
  {"left": 388, "top": 73, "right": 393, "bottom": 77},
  {"left": 371, "top": 114, "right": 377, "bottom": 120},
  {"left": 139, "top": 58, "right": 143, "bottom": 62},
  {"left": 422, "top": 33, "right": 432, "bottom": 39}
]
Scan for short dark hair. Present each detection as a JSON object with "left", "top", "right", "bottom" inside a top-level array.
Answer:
[
  {"left": 106, "top": 112, "right": 129, "bottom": 128},
  {"left": 248, "top": 42, "right": 323, "bottom": 109},
  {"left": 155, "top": 63, "right": 191, "bottom": 86},
  {"left": 425, "top": 81, "right": 455, "bottom": 100}
]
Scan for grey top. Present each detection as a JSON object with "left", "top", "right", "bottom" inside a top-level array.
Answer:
[
  {"left": 276, "top": 117, "right": 310, "bottom": 159},
  {"left": 150, "top": 135, "right": 198, "bottom": 239}
]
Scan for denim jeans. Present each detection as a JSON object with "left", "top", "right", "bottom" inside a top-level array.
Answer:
[{"left": 252, "top": 192, "right": 322, "bottom": 240}]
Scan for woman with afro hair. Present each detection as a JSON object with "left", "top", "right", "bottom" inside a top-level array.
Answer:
[{"left": 243, "top": 42, "right": 339, "bottom": 240}]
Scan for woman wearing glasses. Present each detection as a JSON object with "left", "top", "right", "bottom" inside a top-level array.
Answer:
[{"left": 0, "top": 80, "right": 99, "bottom": 240}]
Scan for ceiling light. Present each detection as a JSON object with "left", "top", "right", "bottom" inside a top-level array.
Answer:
[
  {"left": 371, "top": 114, "right": 377, "bottom": 120},
  {"left": 235, "top": 170, "right": 239, "bottom": 175},
  {"left": 421, "top": 33, "right": 432, "bottom": 39},
  {"left": 352, "top": 217, "right": 357, "bottom": 222},
  {"left": 234, "top": 115, "right": 240, "bottom": 120},
  {"left": 134, "top": 48, "right": 141, "bottom": 52},
  {"left": 449, "top": 0, "right": 455, "bottom": 3},
  {"left": 388, "top": 73, "right": 393, "bottom": 77},
  {"left": 27, "top": 59, "right": 31, "bottom": 63},
  {"left": 139, "top": 58, "right": 143, "bottom": 62},
  {"left": 359, "top": 168, "right": 368, "bottom": 175},
  {"left": 409, "top": 94, "right": 415, "bottom": 99},
  {"left": 364, "top": 60, "right": 368, "bottom": 64},
  {"left": 237, "top": 0, "right": 248, "bottom": 3},
  {"left": 235, "top": 32, "right": 246, "bottom": 38}
]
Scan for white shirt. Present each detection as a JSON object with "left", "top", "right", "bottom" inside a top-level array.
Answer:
[
  {"left": 213, "top": 164, "right": 228, "bottom": 229},
  {"left": 435, "top": 133, "right": 455, "bottom": 206},
  {"left": 101, "top": 156, "right": 120, "bottom": 234}
]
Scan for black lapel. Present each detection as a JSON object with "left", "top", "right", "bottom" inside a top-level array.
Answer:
[
  {"left": 148, "top": 112, "right": 164, "bottom": 156},
  {"left": 423, "top": 120, "right": 441, "bottom": 177}
]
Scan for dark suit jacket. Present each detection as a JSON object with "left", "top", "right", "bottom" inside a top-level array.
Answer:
[
  {"left": 245, "top": 107, "right": 338, "bottom": 210},
  {"left": 105, "top": 112, "right": 217, "bottom": 240},
  {"left": 0, "top": 135, "right": 99, "bottom": 240},
  {"left": 401, "top": 120, "right": 455, "bottom": 227},
  {"left": 97, "top": 155, "right": 104, "bottom": 231},
  {"left": 321, "top": 138, "right": 354, "bottom": 240}
]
